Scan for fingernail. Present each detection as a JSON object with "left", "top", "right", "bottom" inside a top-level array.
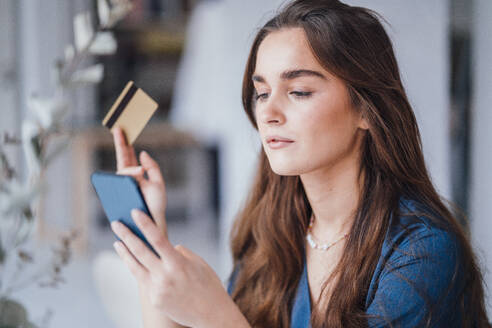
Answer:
[
  {"left": 111, "top": 221, "right": 122, "bottom": 230},
  {"left": 133, "top": 210, "right": 145, "bottom": 223}
]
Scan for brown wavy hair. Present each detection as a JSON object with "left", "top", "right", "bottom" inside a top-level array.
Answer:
[{"left": 229, "top": 0, "right": 489, "bottom": 327}]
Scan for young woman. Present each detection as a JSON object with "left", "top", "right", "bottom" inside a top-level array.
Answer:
[{"left": 110, "top": 0, "right": 490, "bottom": 327}]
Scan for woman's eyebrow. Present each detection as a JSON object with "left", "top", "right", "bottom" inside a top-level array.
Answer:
[{"left": 252, "top": 69, "right": 327, "bottom": 83}]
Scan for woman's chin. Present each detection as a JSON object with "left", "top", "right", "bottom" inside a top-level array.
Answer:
[{"left": 270, "top": 164, "right": 301, "bottom": 176}]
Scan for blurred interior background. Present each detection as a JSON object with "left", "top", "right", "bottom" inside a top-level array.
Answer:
[{"left": 0, "top": 0, "right": 491, "bottom": 327}]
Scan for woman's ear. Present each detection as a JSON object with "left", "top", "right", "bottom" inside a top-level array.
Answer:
[{"left": 358, "top": 115, "right": 369, "bottom": 130}]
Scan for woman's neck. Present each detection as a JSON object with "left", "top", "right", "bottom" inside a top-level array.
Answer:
[{"left": 300, "top": 156, "right": 363, "bottom": 241}]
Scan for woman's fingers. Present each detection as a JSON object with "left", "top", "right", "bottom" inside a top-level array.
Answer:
[
  {"left": 117, "top": 166, "right": 144, "bottom": 175},
  {"left": 131, "top": 209, "right": 177, "bottom": 262},
  {"left": 117, "top": 166, "right": 145, "bottom": 182},
  {"left": 113, "top": 240, "right": 150, "bottom": 282},
  {"left": 139, "top": 151, "right": 164, "bottom": 184},
  {"left": 113, "top": 126, "right": 138, "bottom": 171},
  {"left": 111, "top": 220, "right": 162, "bottom": 271}
]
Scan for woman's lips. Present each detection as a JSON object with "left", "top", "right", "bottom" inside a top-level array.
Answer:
[
  {"left": 268, "top": 140, "right": 294, "bottom": 149},
  {"left": 266, "top": 136, "right": 295, "bottom": 149}
]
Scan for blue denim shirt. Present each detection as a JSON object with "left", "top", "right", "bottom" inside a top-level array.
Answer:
[{"left": 227, "top": 197, "right": 466, "bottom": 327}]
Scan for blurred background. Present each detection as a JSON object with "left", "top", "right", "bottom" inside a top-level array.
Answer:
[{"left": 0, "top": 0, "right": 490, "bottom": 327}]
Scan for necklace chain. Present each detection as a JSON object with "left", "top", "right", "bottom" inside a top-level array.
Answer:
[{"left": 306, "top": 214, "right": 348, "bottom": 251}]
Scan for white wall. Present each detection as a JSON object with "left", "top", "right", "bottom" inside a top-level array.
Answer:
[
  {"left": 170, "top": 0, "right": 452, "bottom": 280},
  {"left": 348, "top": 0, "right": 451, "bottom": 199},
  {"left": 470, "top": 0, "right": 492, "bottom": 317}
]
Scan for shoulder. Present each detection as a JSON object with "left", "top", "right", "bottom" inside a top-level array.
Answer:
[
  {"left": 365, "top": 196, "right": 465, "bottom": 326},
  {"left": 383, "top": 197, "right": 461, "bottom": 267}
]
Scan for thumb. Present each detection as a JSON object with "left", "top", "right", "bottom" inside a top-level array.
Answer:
[{"left": 139, "top": 151, "right": 164, "bottom": 183}]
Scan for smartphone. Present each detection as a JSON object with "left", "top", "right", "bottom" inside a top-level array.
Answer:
[{"left": 90, "top": 171, "right": 158, "bottom": 256}]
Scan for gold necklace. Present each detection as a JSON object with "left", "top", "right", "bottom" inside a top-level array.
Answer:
[{"left": 306, "top": 214, "right": 348, "bottom": 251}]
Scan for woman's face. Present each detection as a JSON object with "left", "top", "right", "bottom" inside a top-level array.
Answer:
[{"left": 253, "top": 27, "right": 368, "bottom": 176}]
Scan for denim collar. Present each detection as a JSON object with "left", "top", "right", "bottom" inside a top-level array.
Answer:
[{"left": 290, "top": 251, "right": 312, "bottom": 328}]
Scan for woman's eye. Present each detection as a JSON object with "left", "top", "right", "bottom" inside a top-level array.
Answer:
[
  {"left": 255, "top": 93, "right": 269, "bottom": 101},
  {"left": 254, "top": 90, "right": 311, "bottom": 102},
  {"left": 290, "top": 91, "right": 312, "bottom": 98}
]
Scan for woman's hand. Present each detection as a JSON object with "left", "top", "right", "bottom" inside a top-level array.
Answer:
[
  {"left": 111, "top": 209, "right": 237, "bottom": 327},
  {"left": 112, "top": 127, "right": 168, "bottom": 238},
  {"left": 110, "top": 127, "right": 243, "bottom": 328}
]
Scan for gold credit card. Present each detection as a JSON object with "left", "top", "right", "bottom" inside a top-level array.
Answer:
[{"left": 102, "top": 81, "right": 158, "bottom": 145}]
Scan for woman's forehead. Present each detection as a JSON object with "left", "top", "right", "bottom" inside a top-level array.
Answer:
[{"left": 254, "top": 28, "right": 330, "bottom": 81}]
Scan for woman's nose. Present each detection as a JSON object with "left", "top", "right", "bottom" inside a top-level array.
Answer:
[{"left": 257, "top": 95, "right": 285, "bottom": 125}]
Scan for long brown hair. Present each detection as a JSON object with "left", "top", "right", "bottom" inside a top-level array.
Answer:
[{"left": 229, "top": 0, "right": 489, "bottom": 327}]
